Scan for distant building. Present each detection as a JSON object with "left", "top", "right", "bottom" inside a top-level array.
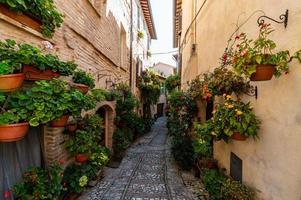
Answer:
[{"left": 150, "top": 62, "right": 176, "bottom": 78}]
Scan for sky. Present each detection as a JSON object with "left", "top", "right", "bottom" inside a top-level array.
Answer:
[{"left": 149, "top": 0, "right": 177, "bottom": 67}]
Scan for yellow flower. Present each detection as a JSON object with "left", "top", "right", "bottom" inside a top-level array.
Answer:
[
  {"left": 223, "top": 93, "right": 227, "bottom": 97},
  {"left": 249, "top": 105, "right": 253, "bottom": 109},
  {"left": 226, "top": 95, "right": 232, "bottom": 100},
  {"left": 225, "top": 103, "right": 229, "bottom": 106},
  {"left": 236, "top": 110, "right": 243, "bottom": 115},
  {"left": 228, "top": 104, "right": 234, "bottom": 109},
  {"left": 212, "top": 110, "right": 216, "bottom": 114}
]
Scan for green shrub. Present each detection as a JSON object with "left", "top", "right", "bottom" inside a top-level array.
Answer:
[
  {"left": 171, "top": 137, "right": 195, "bottom": 170},
  {"left": 221, "top": 179, "right": 255, "bottom": 200},
  {"left": 203, "top": 169, "right": 225, "bottom": 200},
  {"left": 14, "top": 163, "right": 64, "bottom": 199},
  {"left": 113, "top": 128, "right": 133, "bottom": 153},
  {"left": 165, "top": 74, "right": 180, "bottom": 93}
]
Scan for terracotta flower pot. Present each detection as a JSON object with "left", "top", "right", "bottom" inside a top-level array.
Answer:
[
  {"left": 250, "top": 64, "right": 276, "bottom": 81},
  {"left": 0, "top": 73, "right": 25, "bottom": 92},
  {"left": 0, "top": 122, "right": 29, "bottom": 142},
  {"left": 23, "top": 65, "right": 60, "bottom": 81},
  {"left": 74, "top": 83, "right": 89, "bottom": 94},
  {"left": 67, "top": 124, "right": 77, "bottom": 132},
  {"left": 0, "top": 4, "right": 42, "bottom": 32},
  {"left": 50, "top": 115, "right": 69, "bottom": 127},
  {"left": 75, "top": 154, "right": 89, "bottom": 163},
  {"left": 231, "top": 132, "right": 247, "bottom": 141}
]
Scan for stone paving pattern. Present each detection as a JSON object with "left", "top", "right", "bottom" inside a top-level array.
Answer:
[{"left": 80, "top": 117, "right": 207, "bottom": 200}]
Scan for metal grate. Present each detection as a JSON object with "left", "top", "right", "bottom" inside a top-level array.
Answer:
[{"left": 230, "top": 152, "right": 243, "bottom": 182}]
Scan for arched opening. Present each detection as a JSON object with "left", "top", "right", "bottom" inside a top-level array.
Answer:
[{"left": 96, "top": 104, "right": 115, "bottom": 150}]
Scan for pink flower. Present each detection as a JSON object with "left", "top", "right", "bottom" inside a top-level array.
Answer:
[
  {"left": 240, "top": 49, "right": 248, "bottom": 57},
  {"left": 3, "top": 191, "right": 10, "bottom": 199}
]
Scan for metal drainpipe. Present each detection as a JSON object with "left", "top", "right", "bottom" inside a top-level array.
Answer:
[{"left": 129, "top": 0, "right": 133, "bottom": 89}]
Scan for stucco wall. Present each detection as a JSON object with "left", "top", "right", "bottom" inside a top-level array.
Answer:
[{"left": 179, "top": 0, "right": 301, "bottom": 199}]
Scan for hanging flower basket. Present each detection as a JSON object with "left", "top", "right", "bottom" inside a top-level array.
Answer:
[
  {"left": 231, "top": 132, "right": 247, "bottom": 141},
  {"left": 0, "top": 4, "right": 42, "bottom": 32},
  {"left": 0, "top": 73, "right": 25, "bottom": 92},
  {"left": 73, "top": 83, "right": 89, "bottom": 94},
  {"left": 66, "top": 123, "right": 77, "bottom": 132},
  {"left": 75, "top": 154, "right": 89, "bottom": 163},
  {"left": 50, "top": 115, "right": 69, "bottom": 127},
  {"left": 250, "top": 64, "right": 276, "bottom": 81},
  {"left": 0, "top": 122, "right": 29, "bottom": 142},
  {"left": 23, "top": 65, "right": 60, "bottom": 81}
]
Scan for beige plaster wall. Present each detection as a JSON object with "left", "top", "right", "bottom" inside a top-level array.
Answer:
[{"left": 180, "top": 0, "right": 301, "bottom": 199}]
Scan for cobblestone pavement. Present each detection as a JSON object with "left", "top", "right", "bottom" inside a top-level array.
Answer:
[{"left": 80, "top": 117, "right": 206, "bottom": 200}]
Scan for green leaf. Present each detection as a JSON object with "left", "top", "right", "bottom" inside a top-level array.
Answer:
[
  {"left": 255, "top": 55, "right": 262, "bottom": 64},
  {"left": 29, "top": 118, "right": 39, "bottom": 127}
]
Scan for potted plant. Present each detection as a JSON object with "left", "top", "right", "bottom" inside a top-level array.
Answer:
[
  {"left": 18, "top": 43, "right": 77, "bottom": 80},
  {"left": 67, "top": 119, "right": 78, "bottom": 132},
  {"left": 72, "top": 70, "right": 95, "bottom": 93},
  {"left": 193, "top": 121, "right": 218, "bottom": 170},
  {"left": 0, "top": 40, "right": 25, "bottom": 92},
  {"left": 223, "top": 24, "right": 301, "bottom": 81},
  {"left": 0, "top": 0, "right": 63, "bottom": 38},
  {"left": 208, "top": 67, "right": 251, "bottom": 96},
  {"left": 65, "top": 129, "right": 98, "bottom": 163},
  {"left": 211, "top": 95, "right": 260, "bottom": 141},
  {"left": 0, "top": 109, "right": 29, "bottom": 142},
  {"left": 14, "top": 162, "right": 64, "bottom": 199}
]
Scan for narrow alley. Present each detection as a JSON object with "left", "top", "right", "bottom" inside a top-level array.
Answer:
[{"left": 80, "top": 117, "right": 206, "bottom": 200}]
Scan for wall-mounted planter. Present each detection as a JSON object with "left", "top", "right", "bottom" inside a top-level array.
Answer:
[
  {"left": 250, "top": 64, "right": 276, "bottom": 81},
  {"left": 66, "top": 123, "right": 77, "bottom": 132},
  {"left": 73, "top": 83, "right": 89, "bottom": 94},
  {"left": 0, "top": 73, "right": 25, "bottom": 92},
  {"left": 23, "top": 65, "right": 60, "bottom": 81},
  {"left": 75, "top": 154, "right": 89, "bottom": 163},
  {"left": 50, "top": 115, "right": 69, "bottom": 127},
  {"left": 231, "top": 132, "right": 247, "bottom": 141},
  {"left": 0, "top": 4, "right": 42, "bottom": 32},
  {"left": 0, "top": 122, "right": 29, "bottom": 142}
]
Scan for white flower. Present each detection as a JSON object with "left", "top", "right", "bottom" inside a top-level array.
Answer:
[{"left": 41, "top": 40, "right": 54, "bottom": 50}]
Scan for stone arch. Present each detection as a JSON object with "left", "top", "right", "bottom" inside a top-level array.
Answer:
[{"left": 85, "top": 101, "right": 116, "bottom": 151}]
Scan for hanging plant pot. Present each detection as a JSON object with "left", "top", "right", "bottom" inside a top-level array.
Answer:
[
  {"left": 0, "top": 4, "right": 42, "bottom": 32},
  {"left": 50, "top": 115, "right": 69, "bottom": 127},
  {"left": 250, "top": 64, "right": 276, "bottom": 81},
  {"left": 23, "top": 65, "right": 60, "bottom": 81},
  {"left": 73, "top": 83, "right": 89, "bottom": 94},
  {"left": 0, "top": 122, "right": 29, "bottom": 142},
  {"left": 231, "top": 132, "right": 247, "bottom": 141},
  {"left": 66, "top": 124, "right": 77, "bottom": 132},
  {"left": 0, "top": 73, "right": 25, "bottom": 92},
  {"left": 75, "top": 154, "right": 89, "bottom": 163}
]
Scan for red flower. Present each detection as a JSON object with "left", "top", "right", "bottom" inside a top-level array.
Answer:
[
  {"left": 285, "top": 71, "right": 289, "bottom": 75},
  {"left": 236, "top": 44, "right": 240, "bottom": 48},
  {"left": 59, "top": 159, "right": 65, "bottom": 165},
  {"left": 235, "top": 35, "right": 240, "bottom": 40},
  {"left": 3, "top": 191, "right": 10, "bottom": 199}
]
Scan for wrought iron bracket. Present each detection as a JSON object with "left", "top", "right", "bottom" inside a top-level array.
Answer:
[
  {"left": 246, "top": 86, "right": 258, "bottom": 99},
  {"left": 257, "top": 9, "right": 289, "bottom": 28}
]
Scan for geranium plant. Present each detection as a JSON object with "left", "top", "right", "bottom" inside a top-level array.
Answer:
[
  {"left": 0, "top": 0, "right": 64, "bottom": 38},
  {"left": 165, "top": 74, "right": 180, "bottom": 93},
  {"left": 0, "top": 39, "right": 77, "bottom": 76},
  {"left": 14, "top": 162, "right": 64, "bottom": 200},
  {"left": 72, "top": 69, "right": 95, "bottom": 89},
  {"left": 211, "top": 95, "right": 260, "bottom": 141},
  {"left": 223, "top": 24, "right": 301, "bottom": 78}
]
